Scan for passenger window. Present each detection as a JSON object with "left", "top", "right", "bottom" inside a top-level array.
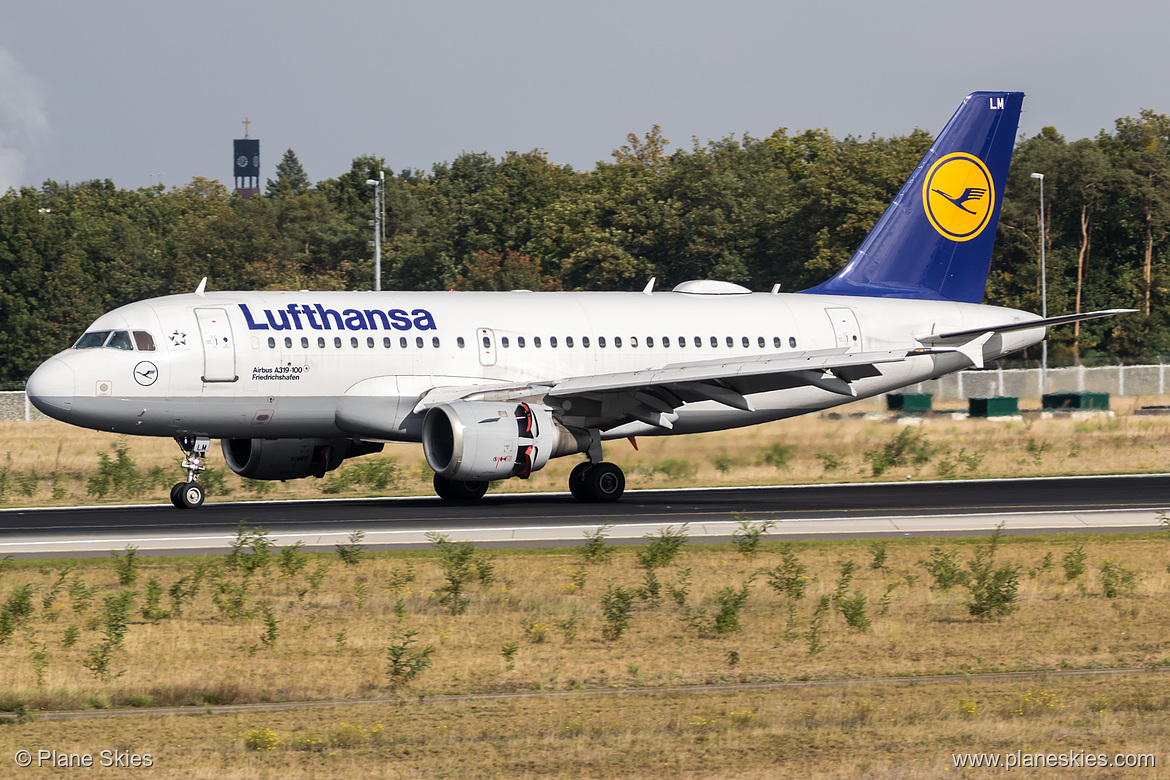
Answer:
[
  {"left": 518, "top": 336, "right": 526, "bottom": 348},
  {"left": 647, "top": 337, "right": 654, "bottom": 347},
  {"left": 107, "top": 331, "right": 134, "bottom": 350},
  {"left": 773, "top": 336, "right": 782, "bottom": 348},
  {"left": 501, "top": 336, "right": 510, "bottom": 348},
  {"left": 550, "top": 336, "right": 558, "bottom": 348},
  {"left": 432, "top": 337, "right": 440, "bottom": 348},
  {"left": 534, "top": 336, "right": 541, "bottom": 348},
  {"left": 758, "top": 336, "right": 765, "bottom": 348},
  {"left": 319, "top": 337, "right": 326, "bottom": 348},
  {"left": 789, "top": 337, "right": 797, "bottom": 348},
  {"left": 400, "top": 337, "right": 408, "bottom": 348},
  {"left": 383, "top": 337, "right": 391, "bottom": 348},
  {"left": 350, "top": 337, "right": 359, "bottom": 348},
  {"left": 367, "top": 337, "right": 374, "bottom": 348},
  {"left": 742, "top": 336, "right": 749, "bottom": 348},
  {"left": 482, "top": 336, "right": 491, "bottom": 349},
  {"left": 694, "top": 336, "right": 701, "bottom": 348},
  {"left": 628, "top": 336, "right": 636, "bottom": 347},
  {"left": 678, "top": 336, "right": 685, "bottom": 348},
  {"left": 416, "top": 336, "right": 424, "bottom": 348},
  {"left": 284, "top": 337, "right": 293, "bottom": 349},
  {"left": 711, "top": 336, "right": 718, "bottom": 348},
  {"left": 457, "top": 336, "right": 466, "bottom": 348},
  {"left": 132, "top": 331, "right": 156, "bottom": 351},
  {"left": 334, "top": 337, "right": 342, "bottom": 348},
  {"left": 582, "top": 336, "right": 590, "bottom": 348},
  {"left": 615, "top": 337, "right": 623, "bottom": 348},
  {"left": 726, "top": 336, "right": 733, "bottom": 347},
  {"left": 267, "top": 337, "right": 276, "bottom": 349},
  {"left": 74, "top": 331, "right": 112, "bottom": 349},
  {"left": 598, "top": 336, "right": 606, "bottom": 348},
  {"left": 301, "top": 337, "right": 309, "bottom": 349},
  {"left": 566, "top": 336, "right": 574, "bottom": 348}
]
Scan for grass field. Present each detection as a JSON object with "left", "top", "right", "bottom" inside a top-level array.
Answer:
[
  {"left": 1, "top": 529, "right": 1168, "bottom": 777},
  {"left": 3, "top": 399, "right": 1169, "bottom": 776},
  {"left": 4, "top": 394, "right": 1170, "bottom": 506}
]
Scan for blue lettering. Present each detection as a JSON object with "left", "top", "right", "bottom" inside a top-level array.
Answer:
[
  {"left": 389, "top": 309, "right": 412, "bottom": 331},
  {"left": 265, "top": 309, "right": 291, "bottom": 331},
  {"left": 315, "top": 304, "right": 344, "bottom": 330},
  {"left": 342, "top": 309, "right": 368, "bottom": 330},
  {"left": 238, "top": 303, "right": 438, "bottom": 332},
  {"left": 240, "top": 304, "right": 269, "bottom": 331},
  {"left": 364, "top": 309, "right": 391, "bottom": 329},
  {"left": 412, "top": 309, "right": 437, "bottom": 331}
]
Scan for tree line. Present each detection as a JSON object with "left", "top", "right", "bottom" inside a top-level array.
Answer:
[{"left": 2, "top": 114, "right": 1169, "bottom": 384}]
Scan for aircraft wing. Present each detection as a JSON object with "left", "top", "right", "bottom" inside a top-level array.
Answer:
[{"left": 413, "top": 346, "right": 926, "bottom": 430}]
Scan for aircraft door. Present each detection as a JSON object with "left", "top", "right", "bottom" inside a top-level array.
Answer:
[
  {"left": 195, "top": 307, "right": 238, "bottom": 382},
  {"left": 825, "top": 307, "right": 862, "bottom": 352},
  {"left": 477, "top": 328, "right": 497, "bottom": 367}
]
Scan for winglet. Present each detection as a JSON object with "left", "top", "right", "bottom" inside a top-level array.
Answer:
[{"left": 195, "top": 277, "right": 207, "bottom": 296}]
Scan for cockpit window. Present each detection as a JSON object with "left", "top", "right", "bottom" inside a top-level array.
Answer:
[
  {"left": 106, "top": 331, "right": 135, "bottom": 350},
  {"left": 74, "top": 331, "right": 112, "bottom": 349},
  {"left": 133, "top": 331, "right": 156, "bottom": 351}
]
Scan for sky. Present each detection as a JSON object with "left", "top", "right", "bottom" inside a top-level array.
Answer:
[{"left": 3, "top": 0, "right": 1169, "bottom": 192}]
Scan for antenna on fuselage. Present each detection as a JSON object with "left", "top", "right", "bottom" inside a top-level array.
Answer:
[
  {"left": 642, "top": 277, "right": 656, "bottom": 295},
  {"left": 195, "top": 277, "right": 207, "bottom": 296}
]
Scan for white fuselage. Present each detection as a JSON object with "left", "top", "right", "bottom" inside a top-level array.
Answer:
[{"left": 27, "top": 287, "right": 1044, "bottom": 443}]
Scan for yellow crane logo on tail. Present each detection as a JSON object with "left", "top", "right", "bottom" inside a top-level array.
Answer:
[{"left": 922, "top": 152, "right": 995, "bottom": 242}]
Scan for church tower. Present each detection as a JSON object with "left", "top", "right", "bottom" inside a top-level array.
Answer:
[{"left": 233, "top": 118, "right": 260, "bottom": 199}]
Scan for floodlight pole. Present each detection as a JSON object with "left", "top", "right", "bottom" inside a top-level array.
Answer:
[
  {"left": 1031, "top": 172, "right": 1048, "bottom": 395},
  {"left": 366, "top": 171, "right": 385, "bottom": 291}
]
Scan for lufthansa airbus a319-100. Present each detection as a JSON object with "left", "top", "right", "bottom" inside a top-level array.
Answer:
[{"left": 27, "top": 92, "right": 1129, "bottom": 508}]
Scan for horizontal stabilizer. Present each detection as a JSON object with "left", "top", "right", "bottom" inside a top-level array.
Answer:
[{"left": 921, "top": 309, "right": 1135, "bottom": 343}]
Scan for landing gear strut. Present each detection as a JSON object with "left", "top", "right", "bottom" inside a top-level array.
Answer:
[
  {"left": 568, "top": 461, "right": 625, "bottom": 502},
  {"left": 171, "top": 435, "right": 210, "bottom": 509}
]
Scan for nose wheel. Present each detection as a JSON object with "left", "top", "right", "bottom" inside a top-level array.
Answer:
[{"left": 171, "top": 435, "right": 211, "bottom": 509}]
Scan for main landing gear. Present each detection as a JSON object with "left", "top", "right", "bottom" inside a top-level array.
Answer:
[
  {"left": 568, "top": 461, "right": 625, "bottom": 502},
  {"left": 170, "top": 435, "right": 210, "bottom": 509}
]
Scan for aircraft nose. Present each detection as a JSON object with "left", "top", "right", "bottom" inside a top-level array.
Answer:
[{"left": 26, "top": 358, "right": 75, "bottom": 419}]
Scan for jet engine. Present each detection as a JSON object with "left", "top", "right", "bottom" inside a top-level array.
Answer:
[
  {"left": 422, "top": 401, "right": 588, "bottom": 482},
  {"left": 221, "top": 437, "right": 384, "bottom": 481}
]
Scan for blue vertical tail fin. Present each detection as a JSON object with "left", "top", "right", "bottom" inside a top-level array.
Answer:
[{"left": 801, "top": 91, "right": 1024, "bottom": 303}]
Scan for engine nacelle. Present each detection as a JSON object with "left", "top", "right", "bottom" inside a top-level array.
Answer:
[
  {"left": 221, "top": 438, "right": 384, "bottom": 481},
  {"left": 422, "top": 401, "right": 587, "bottom": 482}
]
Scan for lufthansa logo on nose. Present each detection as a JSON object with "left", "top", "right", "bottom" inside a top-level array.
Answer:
[
  {"left": 922, "top": 152, "right": 995, "bottom": 242},
  {"left": 133, "top": 361, "right": 158, "bottom": 387}
]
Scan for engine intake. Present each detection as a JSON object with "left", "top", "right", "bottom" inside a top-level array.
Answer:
[
  {"left": 422, "top": 401, "right": 587, "bottom": 482},
  {"left": 222, "top": 438, "right": 384, "bottom": 481}
]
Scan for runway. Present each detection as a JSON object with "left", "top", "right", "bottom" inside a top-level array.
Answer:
[{"left": 1, "top": 473, "right": 1166, "bottom": 557}]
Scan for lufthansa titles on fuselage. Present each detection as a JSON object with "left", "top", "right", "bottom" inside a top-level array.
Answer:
[{"left": 239, "top": 303, "right": 437, "bottom": 332}]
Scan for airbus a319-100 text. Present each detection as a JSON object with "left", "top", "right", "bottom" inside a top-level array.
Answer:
[{"left": 27, "top": 92, "right": 1129, "bottom": 508}]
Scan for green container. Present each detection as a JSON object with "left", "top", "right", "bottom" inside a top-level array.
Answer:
[
  {"left": 887, "top": 393, "right": 932, "bottom": 413},
  {"left": 1041, "top": 392, "right": 1110, "bottom": 411},
  {"left": 968, "top": 396, "right": 1019, "bottom": 417}
]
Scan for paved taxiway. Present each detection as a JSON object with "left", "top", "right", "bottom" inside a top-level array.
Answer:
[{"left": 1, "top": 473, "right": 1166, "bottom": 557}]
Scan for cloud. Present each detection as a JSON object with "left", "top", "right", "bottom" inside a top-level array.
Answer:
[{"left": 0, "top": 46, "right": 49, "bottom": 192}]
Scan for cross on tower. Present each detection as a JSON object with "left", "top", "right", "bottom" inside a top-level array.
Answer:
[{"left": 242, "top": 117, "right": 251, "bottom": 137}]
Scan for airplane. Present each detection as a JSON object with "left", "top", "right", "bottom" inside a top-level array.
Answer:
[{"left": 26, "top": 91, "right": 1130, "bottom": 509}]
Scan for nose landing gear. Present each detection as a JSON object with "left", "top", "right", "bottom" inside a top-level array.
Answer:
[{"left": 171, "top": 435, "right": 210, "bottom": 509}]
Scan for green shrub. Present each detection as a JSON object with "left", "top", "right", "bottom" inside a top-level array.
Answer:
[
  {"left": 863, "top": 428, "right": 932, "bottom": 477},
  {"left": 731, "top": 515, "right": 775, "bottom": 558},
  {"left": 575, "top": 523, "right": 616, "bottom": 565},
  {"left": 761, "top": 542, "right": 810, "bottom": 601},
  {"left": 636, "top": 524, "right": 689, "bottom": 570},
  {"left": 599, "top": 582, "right": 637, "bottom": 641}
]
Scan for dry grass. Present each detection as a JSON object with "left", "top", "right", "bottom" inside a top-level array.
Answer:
[
  {"left": 1, "top": 535, "right": 1168, "bottom": 708},
  {"left": 2, "top": 533, "right": 1169, "bottom": 776},
  {"left": 5, "top": 394, "right": 1170, "bottom": 506},
  {"left": 1, "top": 676, "right": 1167, "bottom": 778}
]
